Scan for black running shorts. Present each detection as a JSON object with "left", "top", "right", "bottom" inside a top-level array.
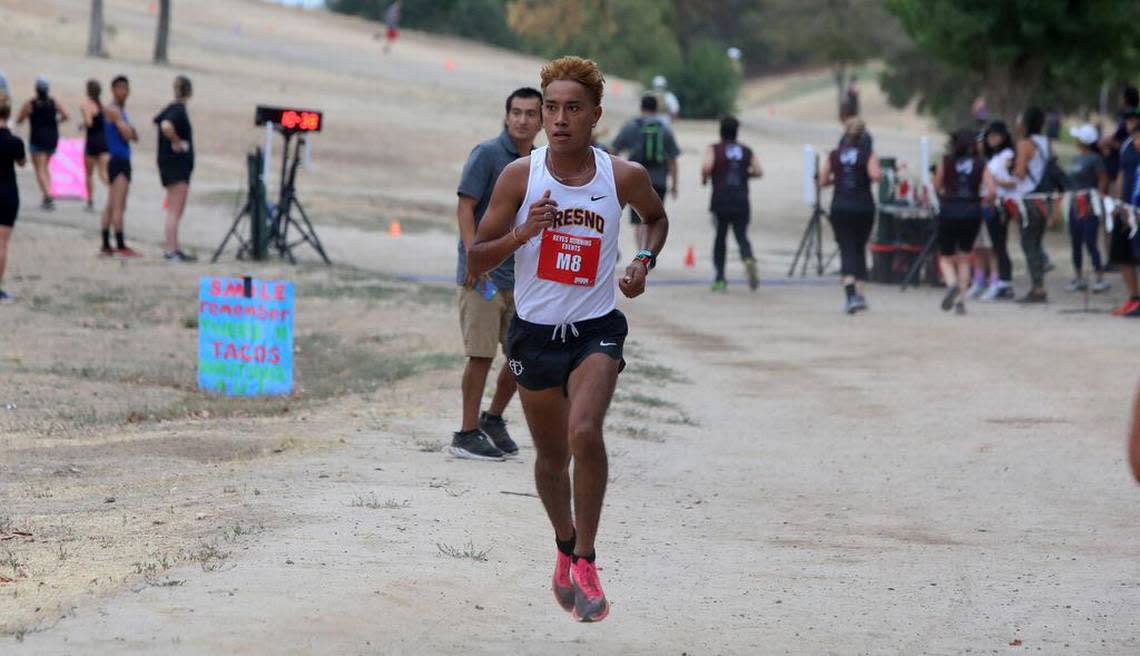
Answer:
[
  {"left": 1109, "top": 215, "right": 1139, "bottom": 266},
  {"left": 507, "top": 309, "right": 628, "bottom": 393},
  {"left": 109, "top": 156, "right": 132, "bottom": 183},
  {"left": 937, "top": 219, "right": 982, "bottom": 256}
]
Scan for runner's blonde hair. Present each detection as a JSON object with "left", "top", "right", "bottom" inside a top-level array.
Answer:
[{"left": 540, "top": 56, "right": 605, "bottom": 106}]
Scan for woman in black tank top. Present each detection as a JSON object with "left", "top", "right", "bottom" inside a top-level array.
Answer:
[
  {"left": 933, "top": 130, "right": 991, "bottom": 314},
  {"left": 17, "top": 78, "right": 69, "bottom": 210},
  {"left": 82, "top": 79, "right": 110, "bottom": 211},
  {"left": 818, "top": 117, "right": 882, "bottom": 314}
]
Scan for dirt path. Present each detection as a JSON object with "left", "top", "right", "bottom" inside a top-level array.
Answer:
[{"left": 3, "top": 2, "right": 1140, "bottom": 654}]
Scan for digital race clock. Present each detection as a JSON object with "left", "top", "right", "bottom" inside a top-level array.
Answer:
[{"left": 255, "top": 105, "right": 323, "bottom": 133}]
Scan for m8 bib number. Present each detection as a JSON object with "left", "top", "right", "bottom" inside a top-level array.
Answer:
[{"left": 537, "top": 230, "right": 601, "bottom": 287}]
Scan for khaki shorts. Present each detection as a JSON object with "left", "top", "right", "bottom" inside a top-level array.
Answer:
[{"left": 458, "top": 286, "right": 514, "bottom": 359}]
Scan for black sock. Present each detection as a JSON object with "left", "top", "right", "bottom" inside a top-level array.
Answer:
[
  {"left": 455, "top": 428, "right": 480, "bottom": 437},
  {"left": 483, "top": 412, "right": 502, "bottom": 423},
  {"left": 555, "top": 532, "right": 576, "bottom": 557},
  {"left": 115, "top": 231, "right": 126, "bottom": 249},
  {"left": 571, "top": 551, "right": 596, "bottom": 564},
  {"left": 101, "top": 229, "right": 111, "bottom": 249},
  {"left": 844, "top": 283, "right": 856, "bottom": 299}
]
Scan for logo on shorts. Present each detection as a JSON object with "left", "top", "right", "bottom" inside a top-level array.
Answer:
[{"left": 509, "top": 359, "right": 525, "bottom": 376}]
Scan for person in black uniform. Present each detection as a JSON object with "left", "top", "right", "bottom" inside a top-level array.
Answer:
[
  {"left": 933, "top": 130, "right": 989, "bottom": 315},
  {"left": 81, "top": 79, "right": 109, "bottom": 212},
  {"left": 17, "top": 77, "right": 68, "bottom": 211},
  {"left": 154, "top": 76, "right": 196, "bottom": 261},
  {"left": 0, "top": 102, "right": 27, "bottom": 301},
  {"left": 701, "top": 115, "right": 762, "bottom": 291},
  {"left": 818, "top": 117, "right": 882, "bottom": 314}
]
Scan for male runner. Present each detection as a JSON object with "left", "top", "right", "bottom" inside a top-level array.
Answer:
[
  {"left": 611, "top": 94, "right": 677, "bottom": 254},
  {"left": 701, "top": 115, "right": 761, "bottom": 291},
  {"left": 101, "top": 75, "right": 140, "bottom": 258},
  {"left": 467, "top": 56, "right": 669, "bottom": 623},
  {"left": 450, "top": 87, "right": 543, "bottom": 461}
]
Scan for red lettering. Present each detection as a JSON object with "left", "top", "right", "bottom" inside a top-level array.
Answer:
[
  {"left": 209, "top": 279, "right": 221, "bottom": 296},
  {"left": 224, "top": 343, "right": 239, "bottom": 360},
  {"left": 269, "top": 347, "right": 281, "bottom": 365},
  {"left": 212, "top": 341, "right": 223, "bottom": 358}
]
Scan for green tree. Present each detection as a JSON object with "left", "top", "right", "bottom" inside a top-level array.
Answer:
[
  {"left": 885, "top": 0, "right": 1140, "bottom": 123},
  {"left": 664, "top": 38, "right": 740, "bottom": 119}
]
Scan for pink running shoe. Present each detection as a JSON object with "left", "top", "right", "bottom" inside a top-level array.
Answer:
[
  {"left": 570, "top": 557, "right": 610, "bottom": 622},
  {"left": 552, "top": 551, "right": 574, "bottom": 612}
]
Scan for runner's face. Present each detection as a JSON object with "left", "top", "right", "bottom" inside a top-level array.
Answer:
[
  {"left": 543, "top": 80, "right": 602, "bottom": 153},
  {"left": 505, "top": 97, "right": 541, "bottom": 144},
  {"left": 112, "top": 82, "right": 129, "bottom": 104}
]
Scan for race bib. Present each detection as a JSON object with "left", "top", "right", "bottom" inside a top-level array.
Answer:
[{"left": 536, "top": 230, "right": 601, "bottom": 287}]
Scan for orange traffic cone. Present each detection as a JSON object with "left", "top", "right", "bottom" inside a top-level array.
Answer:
[
  {"left": 388, "top": 220, "right": 402, "bottom": 237},
  {"left": 684, "top": 244, "right": 695, "bottom": 268}
]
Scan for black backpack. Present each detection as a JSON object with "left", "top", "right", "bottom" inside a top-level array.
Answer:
[{"left": 1031, "top": 139, "right": 1074, "bottom": 194}]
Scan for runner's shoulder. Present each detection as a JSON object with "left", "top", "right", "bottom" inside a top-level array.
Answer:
[
  {"left": 610, "top": 155, "right": 651, "bottom": 188},
  {"left": 496, "top": 156, "right": 532, "bottom": 195}
]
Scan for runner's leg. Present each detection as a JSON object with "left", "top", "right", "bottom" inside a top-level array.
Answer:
[
  {"left": 520, "top": 386, "right": 574, "bottom": 541},
  {"left": 565, "top": 352, "right": 619, "bottom": 557},
  {"left": 713, "top": 216, "right": 730, "bottom": 281}
]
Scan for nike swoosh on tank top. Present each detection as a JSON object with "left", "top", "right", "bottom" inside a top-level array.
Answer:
[{"left": 513, "top": 146, "right": 622, "bottom": 325}]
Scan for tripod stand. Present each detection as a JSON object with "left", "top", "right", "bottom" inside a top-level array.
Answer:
[
  {"left": 269, "top": 131, "right": 330, "bottom": 265},
  {"left": 788, "top": 154, "right": 838, "bottom": 277},
  {"left": 212, "top": 127, "right": 331, "bottom": 265},
  {"left": 899, "top": 218, "right": 939, "bottom": 291},
  {"left": 212, "top": 149, "right": 269, "bottom": 262}
]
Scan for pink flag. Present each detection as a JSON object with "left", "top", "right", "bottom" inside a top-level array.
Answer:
[{"left": 49, "top": 138, "right": 88, "bottom": 201}]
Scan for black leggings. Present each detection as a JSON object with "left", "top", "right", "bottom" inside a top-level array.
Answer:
[
  {"left": 984, "top": 205, "right": 1013, "bottom": 282},
  {"left": 828, "top": 209, "right": 874, "bottom": 280},
  {"left": 712, "top": 210, "right": 754, "bottom": 281}
]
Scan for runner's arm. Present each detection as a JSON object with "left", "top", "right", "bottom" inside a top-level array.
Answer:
[
  {"left": 867, "top": 152, "right": 883, "bottom": 183},
  {"left": 668, "top": 157, "right": 678, "bottom": 199},
  {"left": 55, "top": 100, "right": 69, "bottom": 123},
  {"left": 817, "top": 156, "right": 833, "bottom": 188},
  {"left": 457, "top": 194, "right": 481, "bottom": 287},
  {"left": 615, "top": 159, "right": 668, "bottom": 298},
  {"left": 468, "top": 158, "right": 555, "bottom": 278},
  {"left": 81, "top": 102, "right": 93, "bottom": 130},
  {"left": 160, "top": 120, "right": 185, "bottom": 151},
  {"left": 982, "top": 167, "right": 997, "bottom": 202},
  {"left": 1012, "top": 140, "right": 1035, "bottom": 179},
  {"left": 105, "top": 106, "right": 136, "bottom": 142},
  {"left": 700, "top": 145, "right": 714, "bottom": 186},
  {"left": 16, "top": 101, "right": 30, "bottom": 125},
  {"left": 933, "top": 159, "right": 946, "bottom": 195},
  {"left": 750, "top": 152, "right": 763, "bottom": 179}
]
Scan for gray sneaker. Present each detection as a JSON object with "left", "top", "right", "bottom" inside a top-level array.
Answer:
[
  {"left": 446, "top": 430, "right": 505, "bottom": 461},
  {"left": 844, "top": 296, "right": 859, "bottom": 315},
  {"left": 479, "top": 412, "right": 518, "bottom": 456}
]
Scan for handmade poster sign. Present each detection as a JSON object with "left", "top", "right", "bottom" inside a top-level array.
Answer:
[{"left": 198, "top": 276, "right": 294, "bottom": 396}]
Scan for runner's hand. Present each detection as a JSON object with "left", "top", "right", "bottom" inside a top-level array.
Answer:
[
  {"left": 464, "top": 273, "right": 484, "bottom": 289},
  {"left": 619, "top": 261, "right": 647, "bottom": 298},
  {"left": 520, "top": 189, "right": 557, "bottom": 240}
]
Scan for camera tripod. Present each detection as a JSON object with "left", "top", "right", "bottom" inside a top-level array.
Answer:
[
  {"left": 213, "top": 129, "right": 331, "bottom": 265},
  {"left": 788, "top": 157, "right": 838, "bottom": 277}
]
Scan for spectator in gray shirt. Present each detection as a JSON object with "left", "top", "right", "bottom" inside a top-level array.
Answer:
[{"left": 448, "top": 87, "right": 543, "bottom": 462}]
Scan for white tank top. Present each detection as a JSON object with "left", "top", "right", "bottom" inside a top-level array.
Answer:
[
  {"left": 513, "top": 146, "right": 622, "bottom": 325},
  {"left": 1013, "top": 135, "right": 1049, "bottom": 197}
]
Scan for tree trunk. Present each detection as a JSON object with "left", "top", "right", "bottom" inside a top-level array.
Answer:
[
  {"left": 153, "top": 0, "right": 171, "bottom": 64},
  {"left": 87, "top": 0, "right": 106, "bottom": 58},
  {"left": 833, "top": 63, "right": 849, "bottom": 119}
]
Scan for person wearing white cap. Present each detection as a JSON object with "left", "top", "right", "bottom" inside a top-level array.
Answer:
[
  {"left": 650, "top": 75, "right": 680, "bottom": 127},
  {"left": 1066, "top": 122, "right": 1110, "bottom": 293},
  {"left": 16, "top": 76, "right": 68, "bottom": 210}
]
